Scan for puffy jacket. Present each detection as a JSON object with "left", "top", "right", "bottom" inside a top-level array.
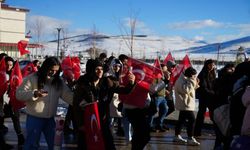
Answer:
[{"left": 174, "top": 73, "right": 199, "bottom": 111}]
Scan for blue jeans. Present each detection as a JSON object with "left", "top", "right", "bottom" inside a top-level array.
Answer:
[
  {"left": 150, "top": 96, "right": 168, "bottom": 128},
  {"left": 24, "top": 115, "right": 55, "bottom": 150},
  {"left": 122, "top": 109, "right": 132, "bottom": 142}
]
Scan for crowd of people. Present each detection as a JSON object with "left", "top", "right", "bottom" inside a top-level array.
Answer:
[{"left": 0, "top": 52, "right": 250, "bottom": 150}]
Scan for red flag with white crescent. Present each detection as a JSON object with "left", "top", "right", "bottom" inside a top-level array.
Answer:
[
  {"left": 163, "top": 52, "right": 174, "bottom": 65},
  {"left": 83, "top": 102, "right": 105, "bottom": 150},
  {"left": 9, "top": 62, "right": 25, "bottom": 111},
  {"left": 0, "top": 58, "right": 7, "bottom": 97},
  {"left": 71, "top": 56, "right": 81, "bottom": 80},
  {"left": 119, "top": 57, "right": 162, "bottom": 107},
  {"left": 171, "top": 54, "right": 192, "bottom": 85},
  {"left": 61, "top": 56, "right": 81, "bottom": 81},
  {"left": 17, "top": 40, "right": 30, "bottom": 56},
  {"left": 153, "top": 57, "right": 161, "bottom": 69},
  {"left": 21, "top": 62, "right": 37, "bottom": 77}
]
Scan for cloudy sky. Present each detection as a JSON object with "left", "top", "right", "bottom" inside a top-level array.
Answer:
[{"left": 8, "top": 0, "right": 250, "bottom": 43}]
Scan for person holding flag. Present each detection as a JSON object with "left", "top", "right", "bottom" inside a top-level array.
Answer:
[
  {"left": 165, "top": 60, "right": 177, "bottom": 117},
  {"left": 0, "top": 53, "right": 14, "bottom": 150},
  {"left": 0, "top": 56, "right": 25, "bottom": 146},
  {"left": 16, "top": 57, "right": 73, "bottom": 150},
  {"left": 119, "top": 55, "right": 162, "bottom": 150},
  {"left": 73, "top": 58, "right": 135, "bottom": 150},
  {"left": 0, "top": 56, "right": 25, "bottom": 147},
  {"left": 149, "top": 63, "right": 169, "bottom": 132}
]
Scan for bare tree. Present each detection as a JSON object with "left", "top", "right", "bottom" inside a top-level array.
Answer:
[
  {"left": 90, "top": 25, "right": 98, "bottom": 59},
  {"left": 117, "top": 10, "right": 139, "bottom": 58},
  {"left": 60, "top": 28, "right": 71, "bottom": 58},
  {"left": 27, "top": 17, "right": 45, "bottom": 58},
  {"left": 85, "top": 24, "right": 101, "bottom": 59}
]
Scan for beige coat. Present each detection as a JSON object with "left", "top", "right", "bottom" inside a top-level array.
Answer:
[
  {"left": 241, "top": 86, "right": 250, "bottom": 136},
  {"left": 16, "top": 73, "right": 73, "bottom": 118},
  {"left": 174, "top": 73, "right": 199, "bottom": 111}
]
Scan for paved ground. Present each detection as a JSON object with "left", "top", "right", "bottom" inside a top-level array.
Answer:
[{"left": 3, "top": 111, "right": 215, "bottom": 150}]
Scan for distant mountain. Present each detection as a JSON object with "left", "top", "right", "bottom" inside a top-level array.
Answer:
[
  {"left": 174, "top": 36, "right": 250, "bottom": 61},
  {"left": 41, "top": 34, "right": 250, "bottom": 61}
]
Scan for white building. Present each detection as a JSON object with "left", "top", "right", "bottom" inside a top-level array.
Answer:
[{"left": 0, "top": 1, "right": 40, "bottom": 58}]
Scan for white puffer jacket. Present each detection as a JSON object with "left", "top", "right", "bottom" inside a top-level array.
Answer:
[{"left": 174, "top": 73, "right": 199, "bottom": 111}]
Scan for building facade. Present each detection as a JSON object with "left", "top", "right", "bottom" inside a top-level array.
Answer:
[{"left": 0, "top": 2, "right": 40, "bottom": 58}]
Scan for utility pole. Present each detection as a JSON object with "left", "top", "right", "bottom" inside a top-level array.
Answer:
[
  {"left": 216, "top": 43, "right": 221, "bottom": 67},
  {"left": 56, "top": 28, "right": 62, "bottom": 59}
]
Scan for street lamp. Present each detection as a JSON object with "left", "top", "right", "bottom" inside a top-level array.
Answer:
[{"left": 56, "top": 28, "right": 62, "bottom": 59}]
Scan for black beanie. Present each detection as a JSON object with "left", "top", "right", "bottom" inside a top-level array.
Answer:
[
  {"left": 86, "top": 59, "right": 103, "bottom": 73},
  {"left": 184, "top": 67, "right": 197, "bottom": 78}
]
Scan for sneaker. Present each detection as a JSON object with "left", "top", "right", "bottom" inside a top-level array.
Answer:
[
  {"left": 187, "top": 137, "right": 200, "bottom": 146},
  {"left": 173, "top": 135, "right": 187, "bottom": 144}
]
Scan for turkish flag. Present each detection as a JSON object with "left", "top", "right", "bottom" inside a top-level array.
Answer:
[
  {"left": 171, "top": 54, "right": 192, "bottom": 85},
  {"left": 83, "top": 102, "right": 105, "bottom": 150},
  {"left": 163, "top": 52, "right": 174, "bottom": 64},
  {"left": 71, "top": 56, "right": 81, "bottom": 80},
  {"left": 153, "top": 57, "right": 161, "bottom": 69},
  {"left": 119, "top": 57, "right": 162, "bottom": 107},
  {"left": 21, "top": 62, "right": 37, "bottom": 77},
  {"left": 0, "top": 58, "right": 7, "bottom": 97},
  {"left": 9, "top": 62, "right": 25, "bottom": 111},
  {"left": 17, "top": 40, "right": 30, "bottom": 56},
  {"left": 61, "top": 56, "right": 81, "bottom": 81}
]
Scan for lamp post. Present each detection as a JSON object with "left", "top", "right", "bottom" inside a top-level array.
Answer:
[{"left": 56, "top": 28, "right": 62, "bottom": 59}]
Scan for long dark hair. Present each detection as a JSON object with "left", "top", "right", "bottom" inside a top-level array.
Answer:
[
  {"left": 200, "top": 59, "right": 216, "bottom": 79},
  {"left": 37, "top": 57, "right": 62, "bottom": 90}
]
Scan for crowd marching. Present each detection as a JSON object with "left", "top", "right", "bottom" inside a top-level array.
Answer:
[{"left": 0, "top": 51, "right": 250, "bottom": 150}]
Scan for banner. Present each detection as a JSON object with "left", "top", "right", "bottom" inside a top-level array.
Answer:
[{"left": 83, "top": 102, "right": 105, "bottom": 150}]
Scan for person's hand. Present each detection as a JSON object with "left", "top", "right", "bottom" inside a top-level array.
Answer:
[
  {"left": 196, "top": 78, "right": 200, "bottom": 84},
  {"left": 34, "top": 89, "right": 48, "bottom": 98},
  {"left": 127, "top": 72, "right": 135, "bottom": 84}
]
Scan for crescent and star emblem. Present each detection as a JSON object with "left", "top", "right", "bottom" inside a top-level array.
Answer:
[
  {"left": 132, "top": 69, "right": 145, "bottom": 83},
  {"left": 90, "top": 114, "right": 99, "bottom": 142}
]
